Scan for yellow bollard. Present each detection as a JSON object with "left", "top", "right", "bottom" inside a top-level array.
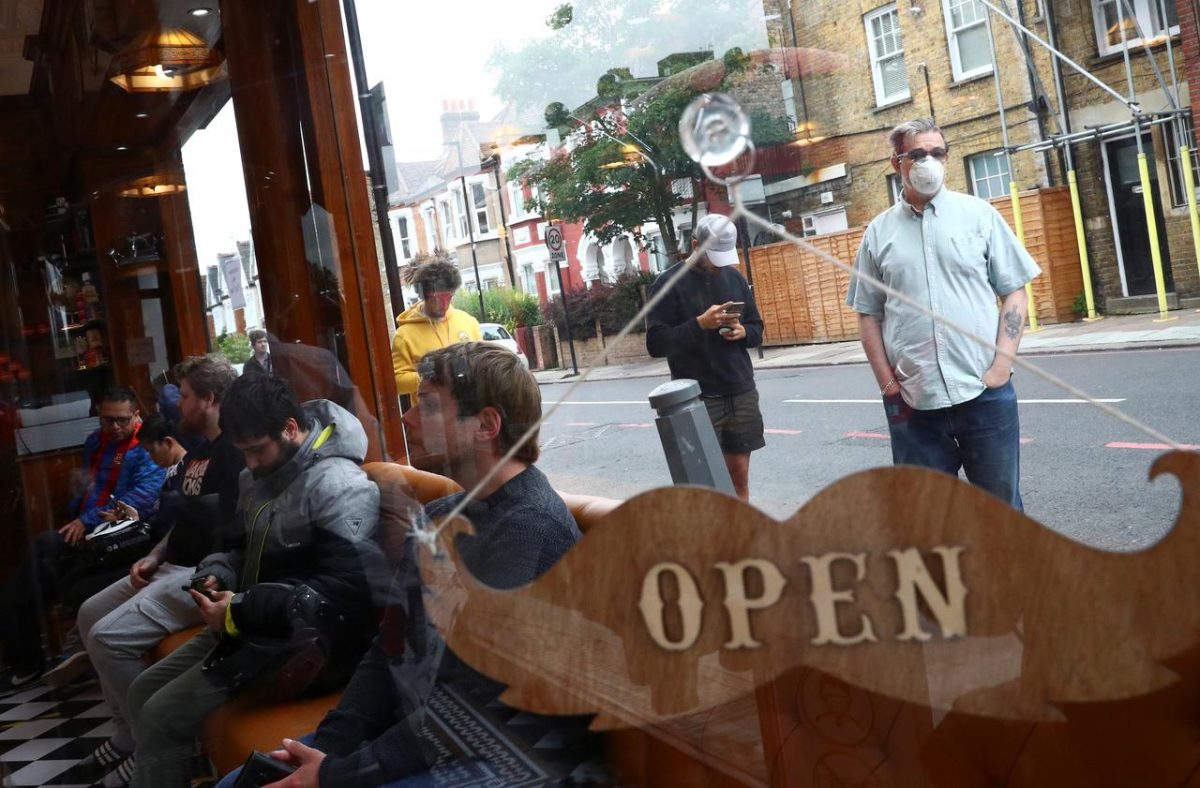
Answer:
[
  {"left": 1181, "top": 145, "right": 1200, "bottom": 313},
  {"left": 1009, "top": 182, "right": 1042, "bottom": 332},
  {"left": 1136, "top": 152, "right": 1176, "bottom": 322},
  {"left": 1067, "top": 170, "right": 1101, "bottom": 321}
]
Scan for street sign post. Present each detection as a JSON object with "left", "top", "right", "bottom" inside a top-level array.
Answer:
[{"left": 545, "top": 223, "right": 579, "bottom": 376}]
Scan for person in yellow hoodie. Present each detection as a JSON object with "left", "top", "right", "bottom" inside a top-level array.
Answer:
[{"left": 391, "top": 258, "right": 481, "bottom": 408}]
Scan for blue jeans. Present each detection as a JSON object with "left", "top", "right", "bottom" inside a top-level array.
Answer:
[
  {"left": 885, "top": 381, "right": 1024, "bottom": 510},
  {"left": 215, "top": 733, "right": 443, "bottom": 788}
]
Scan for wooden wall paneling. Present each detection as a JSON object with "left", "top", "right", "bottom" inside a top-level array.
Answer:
[
  {"left": 219, "top": 0, "right": 323, "bottom": 349},
  {"left": 289, "top": 0, "right": 403, "bottom": 461},
  {"left": 82, "top": 155, "right": 164, "bottom": 409},
  {"left": 156, "top": 160, "right": 209, "bottom": 360}
]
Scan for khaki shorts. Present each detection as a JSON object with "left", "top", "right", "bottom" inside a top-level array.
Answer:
[{"left": 702, "top": 388, "right": 765, "bottom": 454}]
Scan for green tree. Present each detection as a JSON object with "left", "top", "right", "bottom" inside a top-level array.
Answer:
[
  {"left": 488, "top": 0, "right": 766, "bottom": 115},
  {"left": 509, "top": 79, "right": 792, "bottom": 259},
  {"left": 215, "top": 331, "right": 253, "bottom": 364},
  {"left": 511, "top": 86, "right": 699, "bottom": 257}
]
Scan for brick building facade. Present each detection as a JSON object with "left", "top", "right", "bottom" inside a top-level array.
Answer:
[{"left": 781, "top": 0, "right": 1198, "bottom": 308}]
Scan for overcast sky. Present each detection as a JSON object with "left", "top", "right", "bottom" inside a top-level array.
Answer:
[{"left": 355, "top": 0, "right": 561, "bottom": 161}]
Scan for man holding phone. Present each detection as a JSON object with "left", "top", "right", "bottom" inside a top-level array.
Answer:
[
  {"left": 66, "top": 356, "right": 244, "bottom": 788},
  {"left": 647, "top": 213, "right": 766, "bottom": 499},
  {"left": 0, "top": 388, "right": 165, "bottom": 697}
]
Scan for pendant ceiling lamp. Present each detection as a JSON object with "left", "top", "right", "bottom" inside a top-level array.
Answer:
[
  {"left": 118, "top": 172, "right": 187, "bottom": 198},
  {"left": 107, "top": 27, "right": 226, "bottom": 93}
]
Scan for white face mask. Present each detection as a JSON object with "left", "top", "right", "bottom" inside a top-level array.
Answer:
[{"left": 906, "top": 157, "right": 945, "bottom": 198}]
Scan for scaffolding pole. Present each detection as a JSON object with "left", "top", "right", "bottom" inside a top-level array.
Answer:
[
  {"left": 1115, "top": 8, "right": 1175, "bottom": 321},
  {"left": 979, "top": 0, "right": 1185, "bottom": 323},
  {"left": 976, "top": 0, "right": 1140, "bottom": 113},
  {"left": 1016, "top": 112, "right": 1184, "bottom": 155},
  {"left": 1122, "top": 0, "right": 1199, "bottom": 317},
  {"left": 985, "top": 2, "right": 1040, "bottom": 332}
]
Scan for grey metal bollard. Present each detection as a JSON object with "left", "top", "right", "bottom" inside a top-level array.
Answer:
[{"left": 648, "top": 379, "right": 736, "bottom": 496}]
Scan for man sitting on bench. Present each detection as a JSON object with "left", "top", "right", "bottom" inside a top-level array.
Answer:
[
  {"left": 124, "top": 374, "right": 387, "bottom": 788},
  {"left": 216, "top": 342, "right": 587, "bottom": 787}
]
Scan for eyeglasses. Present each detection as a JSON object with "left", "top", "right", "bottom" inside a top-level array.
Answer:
[
  {"left": 898, "top": 147, "right": 949, "bottom": 163},
  {"left": 100, "top": 416, "right": 134, "bottom": 427}
]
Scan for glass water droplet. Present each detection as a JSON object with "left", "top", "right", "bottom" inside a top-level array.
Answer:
[{"left": 678, "top": 93, "right": 751, "bottom": 167}]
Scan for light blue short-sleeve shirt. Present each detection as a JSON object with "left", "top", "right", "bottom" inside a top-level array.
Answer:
[{"left": 846, "top": 188, "right": 1041, "bottom": 410}]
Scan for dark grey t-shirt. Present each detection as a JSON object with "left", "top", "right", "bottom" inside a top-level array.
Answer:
[{"left": 313, "top": 464, "right": 584, "bottom": 787}]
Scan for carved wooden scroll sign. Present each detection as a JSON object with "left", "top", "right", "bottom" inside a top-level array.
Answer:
[{"left": 418, "top": 452, "right": 1200, "bottom": 784}]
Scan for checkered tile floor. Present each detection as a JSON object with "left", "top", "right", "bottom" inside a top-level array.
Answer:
[
  {"left": 0, "top": 672, "right": 605, "bottom": 786},
  {"left": 0, "top": 678, "right": 214, "bottom": 788}
]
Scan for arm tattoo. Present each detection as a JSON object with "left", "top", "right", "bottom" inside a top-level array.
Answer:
[{"left": 1003, "top": 308, "right": 1023, "bottom": 340}]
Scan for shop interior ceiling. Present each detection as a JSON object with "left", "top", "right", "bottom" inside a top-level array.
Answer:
[{"left": 18, "top": 0, "right": 225, "bottom": 156}]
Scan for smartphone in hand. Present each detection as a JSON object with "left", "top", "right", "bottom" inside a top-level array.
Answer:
[
  {"left": 723, "top": 301, "right": 746, "bottom": 317},
  {"left": 232, "top": 751, "right": 297, "bottom": 787},
  {"left": 183, "top": 577, "right": 218, "bottom": 602}
]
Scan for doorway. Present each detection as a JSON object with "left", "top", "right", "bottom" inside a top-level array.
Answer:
[{"left": 1105, "top": 134, "right": 1174, "bottom": 296}]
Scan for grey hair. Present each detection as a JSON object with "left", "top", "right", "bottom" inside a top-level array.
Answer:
[{"left": 889, "top": 117, "right": 943, "bottom": 155}]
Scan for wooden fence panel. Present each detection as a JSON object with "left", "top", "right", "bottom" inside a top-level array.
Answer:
[{"left": 738, "top": 187, "right": 1083, "bottom": 347}]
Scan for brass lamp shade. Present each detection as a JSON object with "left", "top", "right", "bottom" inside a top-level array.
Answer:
[
  {"left": 107, "top": 27, "right": 226, "bottom": 93},
  {"left": 118, "top": 173, "right": 187, "bottom": 198}
]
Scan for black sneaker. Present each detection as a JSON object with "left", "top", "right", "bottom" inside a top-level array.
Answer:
[{"left": 0, "top": 667, "right": 39, "bottom": 698}]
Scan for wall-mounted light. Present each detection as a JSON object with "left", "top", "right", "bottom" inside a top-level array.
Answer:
[
  {"left": 107, "top": 27, "right": 226, "bottom": 93},
  {"left": 188, "top": 7, "right": 215, "bottom": 16},
  {"left": 909, "top": 0, "right": 924, "bottom": 16}
]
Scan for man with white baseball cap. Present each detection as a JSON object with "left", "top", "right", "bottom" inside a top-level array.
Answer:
[{"left": 646, "top": 213, "right": 766, "bottom": 499}]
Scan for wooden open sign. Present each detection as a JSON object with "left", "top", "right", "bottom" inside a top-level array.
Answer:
[{"left": 418, "top": 451, "right": 1200, "bottom": 785}]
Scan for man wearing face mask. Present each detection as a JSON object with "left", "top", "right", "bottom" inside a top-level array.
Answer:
[
  {"left": 391, "top": 257, "right": 482, "bottom": 411},
  {"left": 846, "top": 118, "right": 1040, "bottom": 509}
]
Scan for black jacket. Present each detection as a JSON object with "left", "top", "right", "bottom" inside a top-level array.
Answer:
[{"left": 645, "top": 261, "right": 764, "bottom": 396}]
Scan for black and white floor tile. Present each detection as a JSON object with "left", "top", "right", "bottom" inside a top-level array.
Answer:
[
  {"left": 0, "top": 675, "right": 605, "bottom": 786},
  {"left": 0, "top": 678, "right": 215, "bottom": 788},
  {"left": 0, "top": 679, "right": 113, "bottom": 787}
]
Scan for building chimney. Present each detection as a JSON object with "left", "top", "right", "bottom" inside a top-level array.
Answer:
[{"left": 440, "top": 98, "right": 482, "bottom": 145}]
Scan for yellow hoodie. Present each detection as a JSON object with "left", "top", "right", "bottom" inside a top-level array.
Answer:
[{"left": 391, "top": 304, "right": 482, "bottom": 398}]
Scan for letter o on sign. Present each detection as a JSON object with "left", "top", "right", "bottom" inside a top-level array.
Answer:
[{"left": 638, "top": 562, "right": 703, "bottom": 651}]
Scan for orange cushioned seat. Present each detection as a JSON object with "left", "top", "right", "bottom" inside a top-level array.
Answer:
[
  {"left": 203, "top": 690, "right": 343, "bottom": 776},
  {"left": 148, "top": 625, "right": 204, "bottom": 663}
]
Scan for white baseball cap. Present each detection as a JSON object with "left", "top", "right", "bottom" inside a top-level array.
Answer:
[{"left": 694, "top": 214, "right": 740, "bottom": 267}]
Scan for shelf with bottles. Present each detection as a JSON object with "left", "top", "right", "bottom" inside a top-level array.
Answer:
[{"left": 42, "top": 256, "right": 107, "bottom": 363}]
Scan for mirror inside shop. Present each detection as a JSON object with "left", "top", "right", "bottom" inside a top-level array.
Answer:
[{"left": 1, "top": 0, "right": 1199, "bottom": 786}]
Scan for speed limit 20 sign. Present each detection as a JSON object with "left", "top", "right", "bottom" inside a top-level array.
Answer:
[{"left": 545, "top": 223, "right": 568, "bottom": 268}]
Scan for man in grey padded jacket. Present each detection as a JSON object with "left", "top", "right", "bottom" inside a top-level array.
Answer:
[{"left": 122, "top": 373, "right": 387, "bottom": 788}]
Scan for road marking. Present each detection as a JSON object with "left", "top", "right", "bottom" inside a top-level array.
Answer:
[
  {"left": 1019, "top": 398, "right": 1127, "bottom": 404},
  {"left": 618, "top": 423, "right": 654, "bottom": 429},
  {"left": 765, "top": 428, "right": 802, "bottom": 436},
  {"left": 845, "top": 431, "right": 889, "bottom": 440},
  {"left": 1106, "top": 441, "right": 1200, "bottom": 451},
  {"left": 544, "top": 401, "right": 645, "bottom": 406},
  {"left": 786, "top": 398, "right": 1126, "bottom": 404},
  {"left": 566, "top": 422, "right": 597, "bottom": 427}
]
